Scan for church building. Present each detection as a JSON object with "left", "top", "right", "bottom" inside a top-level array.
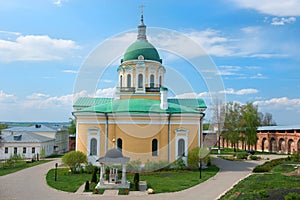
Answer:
[{"left": 73, "top": 14, "right": 207, "bottom": 165}]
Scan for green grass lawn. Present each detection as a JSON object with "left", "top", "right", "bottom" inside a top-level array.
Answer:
[
  {"left": 46, "top": 165, "right": 219, "bottom": 194},
  {"left": 47, "top": 168, "right": 92, "bottom": 192},
  {"left": 127, "top": 165, "right": 219, "bottom": 193},
  {"left": 221, "top": 162, "right": 300, "bottom": 200},
  {"left": 0, "top": 160, "right": 51, "bottom": 176}
]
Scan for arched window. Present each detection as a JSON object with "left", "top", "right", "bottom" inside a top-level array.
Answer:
[
  {"left": 127, "top": 74, "right": 131, "bottom": 87},
  {"left": 120, "top": 75, "right": 123, "bottom": 88},
  {"left": 152, "top": 139, "right": 158, "bottom": 156},
  {"left": 138, "top": 74, "right": 143, "bottom": 88},
  {"left": 159, "top": 76, "right": 162, "bottom": 87},
  {"left": 150, "top": 74, "right": 155, "bottom": 88},
  {"left": 117, "top": 138, "right": 122, "bottom": 152},
  {"left": 178, "top": 139, "right": 185, "bottom": 157},
  {"left": 90, "top": 138, "right": 97, "bottom": 155}
]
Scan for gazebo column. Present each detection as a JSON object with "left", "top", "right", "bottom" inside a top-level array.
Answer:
[
  {"left": 100, "top": 163, "right": 105, "bottom": 185},
  {"left": 121, "top": 164, "right": 126, "bottom": 184}
]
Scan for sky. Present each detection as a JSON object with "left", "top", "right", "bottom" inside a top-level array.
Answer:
[{"left": 0, "top": 0, "right": 300, "bottom": 125}]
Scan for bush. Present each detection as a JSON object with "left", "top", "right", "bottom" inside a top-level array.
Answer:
[
  {"left": 257, "top": 189, "right": 269, "bottom": 198},
  {"left": 61, "top": 151, "right": 87, "bottom": 173},
  {"left": 284, "top": 192, "right": 300, "bottom": 200},
  {"left": 171, "top": 157, "right": 186, "bottom": 170},
  {"left": 126, "top": 160, "right": 142, "bottom": 172},
  {"left": 133, "top": 173, "right": 139, "bottom": 191},
  {"left": 119, "top": 188, "right": 129, "bottom": 195},
  {"left": 144, "top": 160, "right": 170, "bottom": 172},
  {"left": 253, "top": 158, "right": 286, "bottom": 173},
  {"left": 250, "top": 155, "right": 260, "bottom": 160},
  {"left": 187, "top": 147, "right": 210, "bottom": 170},
  {"left": 84, "top": 162, "right": 95, "bottom": 174},
  {"left": 84, "top": 181, "right": 90, "bottom": 192},
  {"left": 236, "top": 152, "right": 248, "bottom": 160},
  {"left": 91, "top": 168, "right": 98, "bottom": 183}
]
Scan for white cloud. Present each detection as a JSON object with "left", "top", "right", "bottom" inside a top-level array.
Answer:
[
  {"left": 220, "top": 88, "right": 259, "bottom": 95},
  {"left": 254, "top": 97, "right": 300, "bottom": 112},
  {"left": 271, "top": 17, "right": 296, "bottom": 25},
  {"left": 184, "top": 30, "right": 235, "bottom": 57},
  {"left": 0, "top": 90, "right": 16, "bottom": 103},
  {"left": 53, "top": 0, "right": 68, "bottom": 6},
  {"left": 94, "top": 88, "right": 116, "bottom": 98},
  {"left": 62, "top": 70, "right": 78, "bottom": 74},
  {"left": 0, "top": 34, "right": 79, "bottom": 62},
  {"left": 27, "top": 93, "right": 50, "bottom": 100},
  {"left": 218, "top": 65, "right": 241, "bottom": 76},
  {"left": 231, "top": 0, "right": 300, "bottom": 16},
  {"left": 101, "top": 79, "right": 114, "bottom": 83},
  {"left": 175, "top": 88, "right": 258, "bottom": 99},
  {"left": 175, "top": 91, "right": 211, "bottom": 99}
]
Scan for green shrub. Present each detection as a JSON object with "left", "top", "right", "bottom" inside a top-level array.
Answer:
[
  {"left": 126, "top": 160, "right": 142, "bottom": 172},
  {"left": 61, "top": 151, "right": 87, "bottom": 173},
  {"left": 84, "top": 181, "right": 90, "bottom": 192},
  {"left": 119, "top": 188, "right": 129, "bottom": 195},
  {"left": 236, "top": 152, "right": 248, "bottom": 160},
  {"left": 144, "top": 160, "right": 170, "bottom": 172},
  {"left": 250, "top": 155, "right": 259, "bottom": 160},
  {"left": 257, "top": 189, "right": 269, "bottom": 198},
  {"left": 284, "top": 192, "right": 300, "bottom": 200},
  {"left": 172, "top": 157, "right": 186, "bottom": 170},
  {"left": 133, "top": 173, "right": 139, "bottom": 191},
  {"left": 253, "top": 158, "right": 286, "bottom": 173},
  {"left": 84, "top": 162, "right": 95, "bottom": 174},
  {"left": 187, "top": 147, "right": 210, "bottom": 170},
  {"left": 91, "top": 168, "right": 98, "bottom": 183}
]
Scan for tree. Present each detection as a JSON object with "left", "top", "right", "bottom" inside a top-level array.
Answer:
[
  {"left": 223, "top": 102, "right": 242, "bottom": 152},
  {"left": 0, "top": 123, "right": 8, "bottom": 134},
  {"left": 68, "top": 118, "right": 76, "bottom": 135},
  {"left": 241, "top": 103, "right": 260, "bottom": 149},
  {"left": 62, "top": 151, "right": 87, "bottom": 173},
  {"left": 260, "top": 112, "right": 277, "bottom": 126},
  {"left": 210, "top": 98, "right": 225, "bottom": 152}
]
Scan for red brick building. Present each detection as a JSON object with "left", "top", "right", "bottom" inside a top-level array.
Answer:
[{"left": 220, "top": 125, "right": 300, "bottom": 154}]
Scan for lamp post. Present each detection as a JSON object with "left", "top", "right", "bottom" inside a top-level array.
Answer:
[
  {"left": 55, "top": 163, "right": 58, "bottom": 181},
  {"left": 198, "top": 159, "right": 202, "bottom": 179}
]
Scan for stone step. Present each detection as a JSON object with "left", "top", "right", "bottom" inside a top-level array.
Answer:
[{"left": 103, "top": 190, "right": 119, "bottom": 196}]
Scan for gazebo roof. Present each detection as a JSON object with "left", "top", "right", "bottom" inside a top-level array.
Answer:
[{"left": 97, "top": 149, "right": 130, "bottom": 164}]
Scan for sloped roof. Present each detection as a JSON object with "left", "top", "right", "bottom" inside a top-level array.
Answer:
[
  {"left": 73, "top": 97, "right": 206, "bottom": 111},
  {"left": 258, "top": 125, "right": 300, "bottom": 131},
  {"left": 2, "top": 132, "right": 54, "bottom": 143},
  {"left": 73, "top": 97, "right": 113, "bottom": 108},
  {"left": 75, "top": 98, "right": 203, "bottom": 114},
  {"left": 97, "top": 149, "right": 130, "bottom": 163},
  {"left": 3, "top": 124, "right": 57, "bottom": 133}
]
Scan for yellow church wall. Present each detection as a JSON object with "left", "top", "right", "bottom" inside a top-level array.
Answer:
[{"left": 76, "top": 113, "right": 202, "bottom": 163}]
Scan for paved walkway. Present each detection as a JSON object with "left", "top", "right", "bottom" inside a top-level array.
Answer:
[{"left": 0, "top": 155, "right": 285, "bottom": 200}]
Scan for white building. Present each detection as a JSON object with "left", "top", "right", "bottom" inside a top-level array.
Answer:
[
  {"left": 0, "top": 132, "right": 55, "bottom": 160},
  {"left": 2, "top": 124, "right": 69, "bottom": 154}
]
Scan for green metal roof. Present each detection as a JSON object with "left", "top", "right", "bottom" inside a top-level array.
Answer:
[
  {"left": 74, "top": 97, "right": 207, "bottom": 110},
  {"left": 73, "top": 97, "right": 112, "bottom": 108},
  {"left": 168, "top": 98, "right": 207, "bottom": 109},
  {"left": 75, "top": 98, "right": 203, "bottom": 114},
  {"left": 122, "top": 40, "right": 162, "bottom": 63}
]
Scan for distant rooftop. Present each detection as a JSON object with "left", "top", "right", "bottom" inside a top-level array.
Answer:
[
  {"left": 2, "top": 124, "right": 61, "bottom": 133},
  {"left": 258, "top": 125, "right": 300, "bottom": 131},
  {"left": 2, "top": 132, "right": 54, "bottom": 143}
]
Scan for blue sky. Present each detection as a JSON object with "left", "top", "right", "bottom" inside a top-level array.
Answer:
[{"left": 0, "top": 0, "right": 299, "bottom": 125}]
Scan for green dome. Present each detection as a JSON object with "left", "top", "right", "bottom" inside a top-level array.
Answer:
[{"left": 122, "top": 40, "right": 162, "bottom": 63}]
